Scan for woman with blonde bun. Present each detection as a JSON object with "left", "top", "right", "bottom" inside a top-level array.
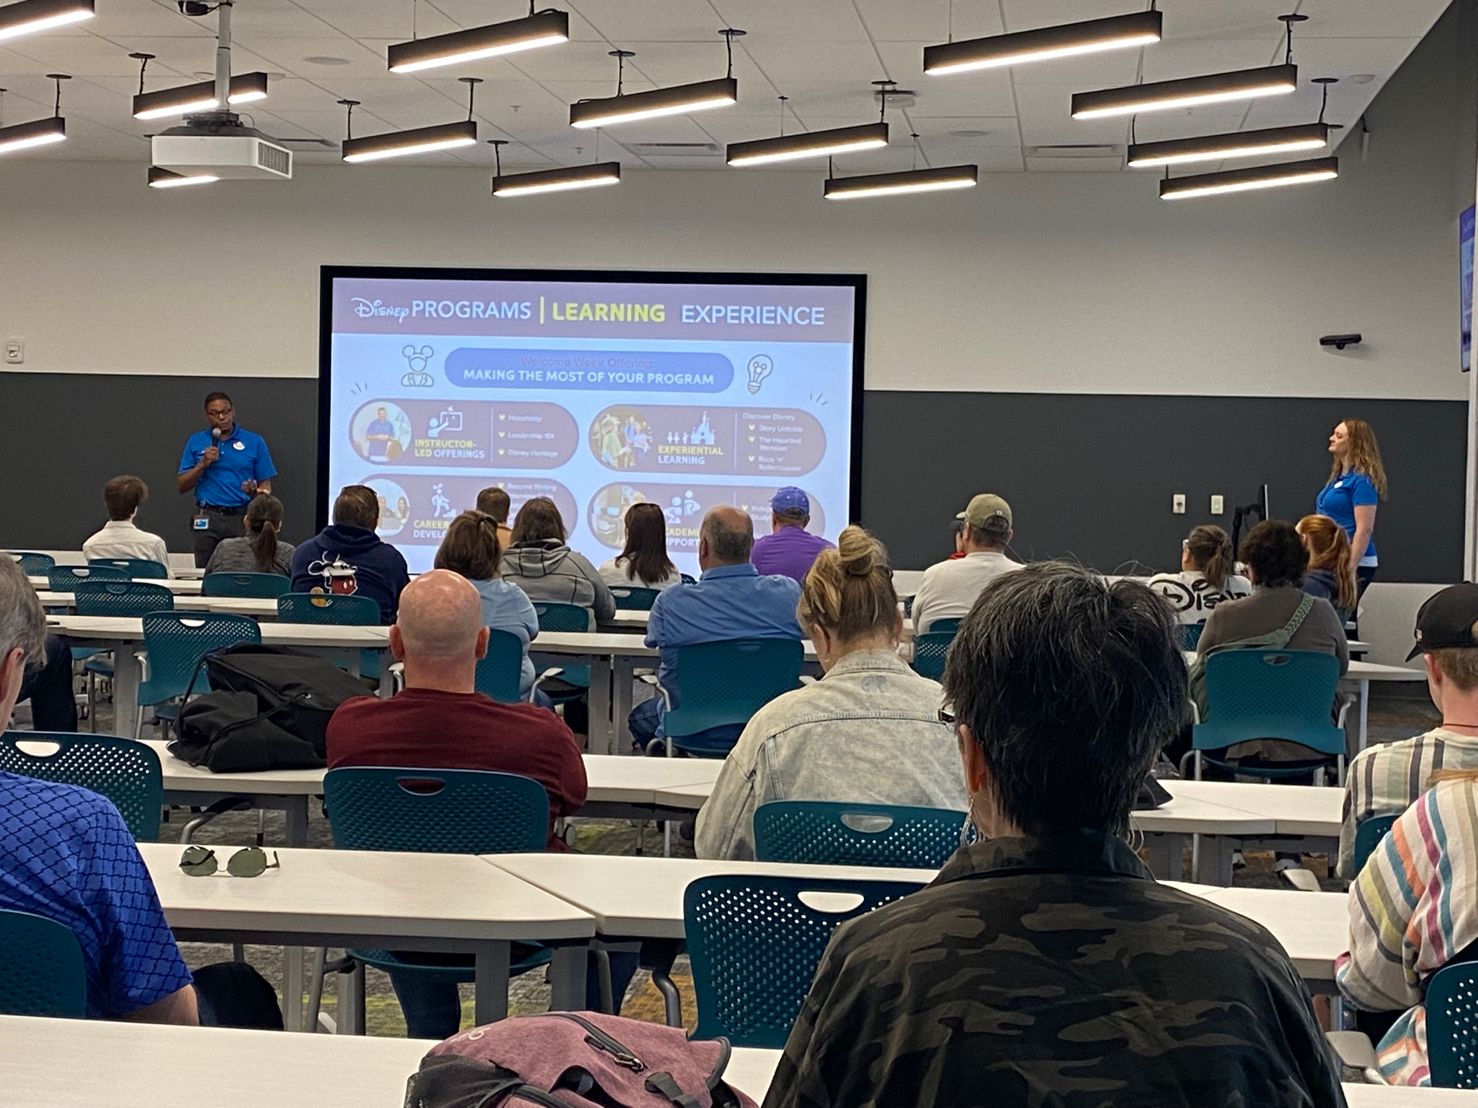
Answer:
[{"left": 695, "top": 525, "right": 966, "bottom": 861}]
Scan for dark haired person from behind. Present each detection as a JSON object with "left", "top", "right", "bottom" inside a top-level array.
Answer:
[
  {"left": 764, "top": 563, "right": 1344, "bottom": 1108},
  {"left": 205, "top": 495, "right": 294, "bottom": 576},
  {"left": 598, "top": 502, "right": 679, "bottom": 592},
  {"left": 475, "top": 486, "right": 514, "bottom": 550},
  {"left": 290, "top": 485, "right": 410, "bottom": 623}
]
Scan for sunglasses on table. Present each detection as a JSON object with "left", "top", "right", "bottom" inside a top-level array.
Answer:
[{"left": 179, "top": 845, "right": 280, "bottom": 878}]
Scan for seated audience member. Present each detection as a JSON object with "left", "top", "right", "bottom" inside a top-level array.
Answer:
[
  {"left": 764, "top": 563, "right": 1344, "bottom": 1107},
  {"left": 82, "top": 475, "right": 172, "bottom": 576},
  {"left": 12, "top": 632, "right": 77, "bottom": 732},
  {"left": 290, "top": 484, "right": 410, "bottom": 623},
  {"left": 204, "top": 494, "right": 294, "bottom": 576},
  {"left": 1297, "top": 514, "right": 1358, "bottom": 623},
  {"left": 500, "top": 497, "right": 615, "bottom": 625},
  {"left": 696, "top": 526, "right": 963, "bottom": 860},
  {"left": 475, "top": 486, "right": 515, "bottom": 550},
  {"left": 326, "top": 569, "right": 594, "bottom": 1037},
  {"left": 598, "top": 502, "right": 679, "bottom": 591},
  {"left": 434, "top": 511, "right": 540, "bottom": 701},
  {"left": 1147, "top": 524, "right": 1251, "bottom": 626},
  {"left": 1337, "top": 583, "right": 1478, "bottom": 878},
  {"left": 1337, "top": 770, "right": 1478, "bottom": 1086},
  {"left": 911, "top": 493, "right": 1022, "bottom": 634},
  {"left": 631, "top": 506, "right": 802, "bottom": 750},
  {"left": 947, "top": 517, "right": 966, "bottom": 559},
  {"left": 750, "top": 487, "right": 834, "bottom": 585}
]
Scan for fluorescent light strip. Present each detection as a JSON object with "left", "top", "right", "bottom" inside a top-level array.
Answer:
[
  {"left": 1073, "top": 64, "right": 1297, "bottom": 120},
  {"left": 0, "top": 115, "right": 64, "bottom": 155},
  {"left": 492, "top": 160, "right": 621, "bottom": 197},
  {"left": 0, "top": 0, "right": 93, "bottom": 44},
  {"left": 727, "top": 121, "right": 889, "bottom": 167},
  {"left": 824, "top": 163, "right": 978, "bottom": 200},
  {"left": 1159, "top": 156, "right": 1338, "bottom": 200},
  {"left": 132, "top": 72, "right": 270, "bottom": 121},
  {"left": 1128, "top": 122, "right": 1329, "bottom": 168},
  {"left": 570, "top": 77, "right": 737, "bottom": 129},
  {"left": 342, "top": 120, "right": 478, "bottom": 163},
  {"left": 388, "top": 9, "right": 569, "bottom": 73},
  {"left": 925, "top": 10, "right": 1161, "bottom": 75},
  {"left": 148, "top": 166, "right": 218, "bottom": 189}
]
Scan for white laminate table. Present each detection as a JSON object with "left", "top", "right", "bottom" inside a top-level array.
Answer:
[
  {"left": 141, "top": 842, "right": 595, "bottom": 1028},
  {"left": 36, "top": 590, "right": 279, "bottom": 617},
  {"left": 1157, "top": 779, "right": 1346, "bottom": 884}
]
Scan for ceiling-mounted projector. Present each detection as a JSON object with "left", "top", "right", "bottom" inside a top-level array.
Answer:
[{"left": 151, "top": 111, "right": 292, "bottom": 180}]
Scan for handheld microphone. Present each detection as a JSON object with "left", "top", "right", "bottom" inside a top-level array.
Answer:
[{"left": 211, "top": 427, "right": 222, "bottom": 447}]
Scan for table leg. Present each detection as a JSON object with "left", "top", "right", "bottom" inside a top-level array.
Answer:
[
  {"left": 283, "top": 947, "right": 305, "bottom": 1031},
  {"left": 112, "top": 646, "right": 142, "bottom": 738},
  {"left": 613, "top": 657, "right": 636, "bottom": 755},
  {"left": 1357, "top": 679, "right": 1369, "bottom": 754},
  {"left": 1192, "top": 837, "right": 1236, "bottom": 886},
  {"left": 473, "top": 940, "right": 512, "bottom": 1025},
  {"left": 588, "top": 656, "right": 614, "bottom": 756},
  {"left": 548, "top": 946, "right": 587, "bottom": 1011},
  {"left": 285, "top": 797, "right": 310, "bottom": 848},
  {"left": 1141, "top": 833, "right": 1182, "bottom": 880}
]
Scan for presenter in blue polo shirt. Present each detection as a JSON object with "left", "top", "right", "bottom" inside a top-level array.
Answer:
[
  {"left": 1315, "top": 417, "right": 1388, "bottom": 598},
  {"left": 177, "top": 391, "right": 277, "bottom": 567}
]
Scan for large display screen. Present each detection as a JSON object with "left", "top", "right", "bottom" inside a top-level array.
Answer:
[{"left": 318, "top": 267, "right": 866, "bottom": 577}]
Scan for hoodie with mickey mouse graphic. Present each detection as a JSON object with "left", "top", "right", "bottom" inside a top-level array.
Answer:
[{"left": 289, "top": 524, "right": 410, "bottom": 623}]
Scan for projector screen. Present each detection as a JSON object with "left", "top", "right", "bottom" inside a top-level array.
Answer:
[{"left": 318, "top": 267, "right": 866, "bottom": 577}]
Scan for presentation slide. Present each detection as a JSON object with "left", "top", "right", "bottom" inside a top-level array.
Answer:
[{"left": 319, "top": 268, "right": 864, "bottom": 577}]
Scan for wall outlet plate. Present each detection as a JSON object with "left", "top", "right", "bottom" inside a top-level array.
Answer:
[
  {"left": 1172, "top": 493, "right": 1186, "bottom": 514},
  {"left": 3, "top": 338, "right": 21, "bottom": 364},
  {"left": 1210, "top": 494, "right": 1225, "bottom": 515}
]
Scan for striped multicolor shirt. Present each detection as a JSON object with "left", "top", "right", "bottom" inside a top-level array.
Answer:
[
  {"left": 1337, "top": 728, "right": 1478, "bottom": 878},
  {"left": 1335, "top": 778, "right": 1478, "bottom": 1086}
]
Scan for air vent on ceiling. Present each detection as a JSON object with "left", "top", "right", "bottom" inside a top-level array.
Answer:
[
  {"left": 626, "top": 141, "right": 721, "bottom": 157},
  {"left": 1024, "top": 143, "right": 1122, "bottom": 159},
  {"left": 275, "top": 137, "right": 337, "bottom": 149}
]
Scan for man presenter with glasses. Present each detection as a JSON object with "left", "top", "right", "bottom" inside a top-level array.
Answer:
[{"left": 176, "top": 391, "right": 278, "bottom": 567}]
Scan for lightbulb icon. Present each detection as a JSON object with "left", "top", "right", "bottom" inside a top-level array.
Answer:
[{"left": 747, "top": 355, "right": 773, "bottom": 395}]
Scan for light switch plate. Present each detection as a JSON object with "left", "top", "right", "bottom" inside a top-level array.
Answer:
[
  {"left": 1211, "top": 494, "right": 1225, "bottom": 515},
  {"left": 3, "top": 338, "right": 21, "bottom": 364},
  {"left": 1172, "top": 493, "right": 1186, "bottom": 515}
]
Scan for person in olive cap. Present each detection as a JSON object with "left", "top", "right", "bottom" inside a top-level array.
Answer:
[
  {"left": 1336, "top": 582, "right": 1478, "bottom": 878},
  {"left": 911, "top": 493, "right": 1022, "bottom": 635}
]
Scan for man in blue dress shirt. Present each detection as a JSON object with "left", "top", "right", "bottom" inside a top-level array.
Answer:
[
  {"left": 630, "top": 505, "right": 802, "bottom": 751},
  {"left": 176, "top": 391, "right": 277, "bottom": 567}
]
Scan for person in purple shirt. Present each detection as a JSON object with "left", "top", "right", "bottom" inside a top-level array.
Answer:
[
  {"left": 630, "top": 505, "right": 803, "bottom": 752},
  {"left": 750, "top": 487, "right": 835, "bottom": 584}
]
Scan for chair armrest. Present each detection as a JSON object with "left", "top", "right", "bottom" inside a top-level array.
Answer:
[
  {"left": 386, "top": 660, "right": 405, "bottom": 695},
  {"left": 1335, "top": 693, "right": 1355, "bottom": 729},
  {"left": 1280, "top": 867, "right": 1323, "bottom": 893},
  {"left": 178, "top": 796, "right": 252, "bottom": 844},
  {"left": 533, "top": 666, "right": 566, "bottom": 690},
  {"left": 1326, "top": 1031, "right": 1383, "bottom": 1083}
]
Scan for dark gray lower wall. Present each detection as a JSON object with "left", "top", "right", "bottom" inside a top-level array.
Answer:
[{"left": 2, "top": 374, "right": 1465, "bottom": 581}]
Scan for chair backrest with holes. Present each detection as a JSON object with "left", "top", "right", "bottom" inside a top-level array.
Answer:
[
  {"left": 475, "top": 630, "right": 525, "bottom": 703},
  {"left": 0, "top": 732, "right": 162, "bottom": 840},
  {"left": 323, "top": 767, "right": 549, "bottom": 854},
  {"left": 1427, "top": 961, "right": 1478, "bottom": 1088},
  {"left": 610, "top": 586, "right": 662, "bottom": 612},
  {"left": 753, "top": 801, "right": 963, "bottom": 869},
  {"left": 71, "top": 581, "right": 174, "bottom": 618},
  {"left": 47, "top": 565, "right": 127, "bottom": 590},
  {"left": 0, "top": 910, "right": 86, "bottom": 1018},
  {"left": 1177, "top": 623, "right": 1206, "bottom": 651},
  {"left": 87, "top": 558, "right": 169, "bottom": 580},
  {"left": 664, "top": 639, "right": 803, "bottom": 747},
  {"left": 11, "top": 552, "right": 55, "bottom": 575},
  {"left": 203, "top": 572, "right": 294, "bottom": 598},
  {"left": 1352, "top": 813, "right": 1399, "bottom": 873},
  {"left": 276, "top": 593, "right": 380, "bottom": 625},
  {"left": 1191, "top": 650, "right": 1345, "bottom": 756},
  {"left": 684, "top": 874, "right": 924, "bottom": 1048},
  {"left": 139, "top": 611, "right": 261, "bottom": 705},
  {"left": 533, "top": 602, "right": 594, "bottom": 633},
  {"left": 910, "top": 631, "right": 956, "bottom": 682}
]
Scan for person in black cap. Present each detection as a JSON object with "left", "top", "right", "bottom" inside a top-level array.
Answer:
[{"left": 1336, "top": 583, "right": 1478, "bottom": 878}]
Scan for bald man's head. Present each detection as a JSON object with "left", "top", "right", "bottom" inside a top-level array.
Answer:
[
  {"left": 393, "top": 569, "right": 484, "bottom": 662},
  {"left": 700, "top": 505, "right": 754, "bottom": 567}
]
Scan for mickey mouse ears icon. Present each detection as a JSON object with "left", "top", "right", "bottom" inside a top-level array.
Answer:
[{"left": 402, "top": 344, "right": 434, "bottom": 360}]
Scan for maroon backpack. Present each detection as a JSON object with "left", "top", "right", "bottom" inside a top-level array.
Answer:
[{"left": 404, "top": 1011, "right": 759, "bottom": 1108}]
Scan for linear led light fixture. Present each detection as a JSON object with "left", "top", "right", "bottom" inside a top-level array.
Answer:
[
  {"left": 728, "top": 121, "right": 889, "bottom": 167},
  {"left": 0, "top": 0, "right": 93, "bottom": 44},
  {"left": 1159, "top": 155, "right": 1338, "bottom": 200},
  {"left": 343, "top": 119, "right": 477, "bottom": 163},
  {"left": 824, "top": 163, "right": 978, "bottom": 200},
  {"left": 132, "top": 71, "right": 269, "bottom": 121},
  {"left": 571, "top": 75, "right": 736, "bottom": 129},
  {"left": 0, "top": 114, "right": 64, "bottom": 154},
  {"left": 924, "top": 10, "right": 1161, "bottom": 75},
  {"left": 388, "top": 8, "right": 568, "bottom": 73},
  {"left": 148, "top": 165, "right": 218, "bottom": 188},
  {"left": 493, "top": 160, "right": 621, "bottom": 197},
  {"left": 1073, "top": 64, "right": 1297, "bottom": 119},
  {"left": 1128, "top": 121, "right": 1329, "bottom": 168}
]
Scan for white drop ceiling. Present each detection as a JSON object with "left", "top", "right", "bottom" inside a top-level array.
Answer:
[{"left": 0, "top": 0, "right": 1453, "bottom": 171}]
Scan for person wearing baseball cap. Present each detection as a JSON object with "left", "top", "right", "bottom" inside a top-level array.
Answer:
[
  {"left": 751, "top": 486, "right": 835, "bottom": 585},
  {"left": 1336, "top": 582, "right": 1478, "bottom": 878},
  {"left": 911, "top": 493, "right": 1023, "bottom": 636}
]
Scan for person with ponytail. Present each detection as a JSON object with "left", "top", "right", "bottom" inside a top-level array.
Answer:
[
  {"left": 1296, "top": 514, "right": 1358, "bottom": 622},
  {"left": 1317, "top": 417, "right": 1388, "bottom": 596},
  {"left": 204, "top": 494, "right": 294, "bottom": 576},
  {"left": 1146, "top": 524, "right": 1251, "bottom": 626},
  {"left": 695, "top": 525, "right": 965, "bottom": 861}
]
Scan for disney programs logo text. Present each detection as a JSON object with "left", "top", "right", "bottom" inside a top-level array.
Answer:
[{"left": 351, "top": 297, "right": 411, "bottom": 323}]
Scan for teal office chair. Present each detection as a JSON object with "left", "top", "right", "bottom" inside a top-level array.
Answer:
[
  {"left": 1185, "top": 650, "right": 1350, "bottom": 785},
  {"left": 684, "top": 874, "right": 924, "bottom": 1047},
  {"left": 910, "top": 631, "right": 956, "bottom": 682},
  {"left": 1177, "top": 623, "right": 1206, "bottom": 651},
  {"left": 137, "top": 612, "right": 260, "bottom": 738},
  {"left": 313, "top": 767, "right": 553, "bottom": 1033},
  {"left": 70, "top": 582, "right": 176, "bottom": 726},
  {"left": 926, "top": 617, "right": 962, "bottom": 634},
  {"left": 87, "top": 558, "right": 169, "bottom": 579},
  {"left": 0, "top": 910, "right": 87, "bottom": 1018},
  {"left": 277, "top": 592, "right": 381, "bottom": 679},
  {"left": 475, "top": 629, "right": 527, "bottom": 703},
  {"left": 1352, "top": 814, "right": 1399, "bottom": 873},
  {"left": 658, "top": 638, "right": 803, "bottom": 758},
  {"left": 1428, "top": 961, "right": 1478, "bottom": 1088},
  {"left": 531, "top": 602, "right": 593, "bottom": 702},
  {"left": 753, "top": 801, "right": 964, "bottom": 869},
  {"left": 610, "top": 587, "right": 661, "bottom": 612},
  {"left": 10, "top": 552, "right": 55, "bottom": 575},
  {"left": 0, "top": 731, "right": 163, "bottom": 840},
  {"left": 47, "top": 565, "right": 127, "bottom": 591},
  {"left": 203, "top": 572, "right": 294, "bottom": 598}
]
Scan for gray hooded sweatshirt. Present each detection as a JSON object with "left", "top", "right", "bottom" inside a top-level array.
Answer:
[{"left": 500, "top": 538, "right": 616, "bottom": 625}]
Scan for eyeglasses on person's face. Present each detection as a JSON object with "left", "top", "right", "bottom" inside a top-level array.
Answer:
[{"left": 179, "top": 845, "right": 279, "bottom": 878}]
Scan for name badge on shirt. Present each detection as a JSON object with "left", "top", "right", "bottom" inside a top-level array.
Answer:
[
  {"left": 192, "top": 514, "right": 210, "bottom": 531},
  {"left": 1334, "top": 481, "right": 1343, "bottom": 488},
  {"left": 233, "top": 440, "right": 246, "bottom": 451}
]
